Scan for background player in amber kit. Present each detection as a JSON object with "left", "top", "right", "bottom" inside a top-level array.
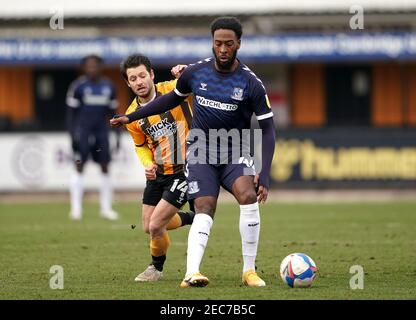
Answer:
[
  {"left": 111, "top": 17, "right": 276, "bottom": 288},
  {"left": 120, "top": 54, "right": 194, "bottom": 281},
  {"left": 66, "top": 55, "right": 119, "bottom": 220}
]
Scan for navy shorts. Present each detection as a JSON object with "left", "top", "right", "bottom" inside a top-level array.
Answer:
[
  {"left": 72, "top": 126, "right": 110, "bottom": 164},
  {"left": 185, "top": 160, "right": 256, "bottom": 200}
]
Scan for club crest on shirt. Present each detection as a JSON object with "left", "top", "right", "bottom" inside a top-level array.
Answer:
[
  {"left": 84, "top": 87, "right": 92, "bottom": 95},
  {"left": 231, "top": 87, "right": 244, "bottom": 101},
  {"left": 102, "top": 86, "right": 111, "bottom": 96}
]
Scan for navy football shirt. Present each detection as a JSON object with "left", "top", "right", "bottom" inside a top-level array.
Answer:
[
  {"left": 66, "top": 76, "right": 117, "bottom": 128},
  {"left": 174, "top": 58, "right": 273, "bottom": 133}
]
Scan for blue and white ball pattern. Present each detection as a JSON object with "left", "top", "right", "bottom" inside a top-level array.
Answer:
[{"left": 280, "top": 253, "right": 317, "bottom": 288}]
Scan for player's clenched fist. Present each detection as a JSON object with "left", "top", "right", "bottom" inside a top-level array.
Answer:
[
  {"left": 144, "top": 164, "right": 157, "bottom": 180},
  {"left": 110, "top": 115, "right": 129, "bottom": 127},
  {"left": 170, "top": 64, "right": 187, "bottom": 79}
]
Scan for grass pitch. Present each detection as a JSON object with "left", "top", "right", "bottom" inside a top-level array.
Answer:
[{"left": 0, "top": 200, "right": 415, "bottom": 300}]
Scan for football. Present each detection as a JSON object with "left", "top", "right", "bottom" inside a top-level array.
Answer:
[{"left": 280, "top": 253, "right": 317, "bottom": 288}]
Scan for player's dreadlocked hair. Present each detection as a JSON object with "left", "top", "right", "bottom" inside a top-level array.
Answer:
[
  {"left": 120, "top": 54, "right": 152, "bottom": 80},
  {"left": 210, "top": 16, "right": 243, "bottom": 40}
]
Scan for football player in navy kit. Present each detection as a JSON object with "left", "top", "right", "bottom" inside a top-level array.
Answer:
[
  {"left": 67, "top": 55, "right": 119, "bottom": 221},
  {"left": 110, "top": 17, "right": 276, "bottom": 288}
]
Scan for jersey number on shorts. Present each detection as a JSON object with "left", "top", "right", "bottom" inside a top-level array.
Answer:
[{"left": 170, "top": 179, "right": 188, "bottom": 193}]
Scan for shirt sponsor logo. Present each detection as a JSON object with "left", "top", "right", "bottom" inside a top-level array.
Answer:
[
  {"left": 145, "top": 118, "right": 177, "bottom": 140},
  {"left": 196, "top": 95, "right": 238, "bottom": 111},
  {"left": 83, "top": 94, "right": 111, "bottom": 106},
  {"left": 82, "top": 85, "right": 112, "bottom": 106}
]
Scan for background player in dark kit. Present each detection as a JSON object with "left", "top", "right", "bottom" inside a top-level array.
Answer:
[{"left": 67, "top": 55, "right": 119, "bottom": 220}]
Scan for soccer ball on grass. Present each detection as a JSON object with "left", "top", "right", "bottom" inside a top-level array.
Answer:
[{"left": 280, "top": 253, "right": 317, "bottom": 288}]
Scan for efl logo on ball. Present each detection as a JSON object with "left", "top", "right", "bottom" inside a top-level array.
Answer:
[{"left": 280, "top": 253, "right": 317, "bottom": 288}]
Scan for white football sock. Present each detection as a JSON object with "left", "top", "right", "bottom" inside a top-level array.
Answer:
[
  {"left": 239, "top": 202, "right": 260, "bottom": 272},
  {"left": 70, "top": 171, "right": 83, "bottom": 217},
  {"left": 100, "top": 173, "right": 113, "bottom": 213},
  {"left": 185, "top": 213, "right": 213, "bottom": 276}
]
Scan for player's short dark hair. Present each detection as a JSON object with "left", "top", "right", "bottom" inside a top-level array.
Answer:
[
  {"left": 80, "top": 54, "right": 104, "bottom": 67},
  {"left": 120, "top": 54, "right": 152, "bottom": 80},
  {"left": 210, "top": 16, "right": 243, "bottom": 40}
]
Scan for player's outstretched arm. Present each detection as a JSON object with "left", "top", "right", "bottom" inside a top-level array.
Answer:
[
  {"left": 109, "top": 91, "right": 186, "bottom": 127},
  {"left": 257, "top": 117, "right": 276, "bottom": 203}
]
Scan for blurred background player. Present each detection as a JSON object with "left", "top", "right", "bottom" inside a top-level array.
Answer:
[
  {"left": 111, "top": 17, "right": 276, "bottom": 288},
  {"left": 66, "top": 54, "right": 119, "bottom": 221},
  {"left": 120, "top": 54, "right": 194, "bottom": 281}
]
